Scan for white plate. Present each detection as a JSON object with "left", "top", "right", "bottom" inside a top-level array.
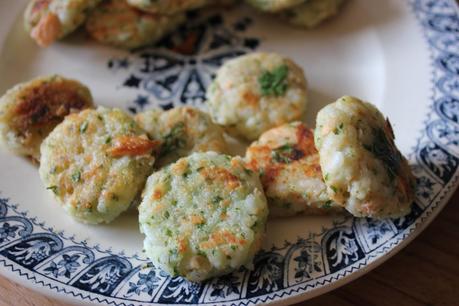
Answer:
[{"left": 0, "top": 0, "right": 458, "bottom": 305}]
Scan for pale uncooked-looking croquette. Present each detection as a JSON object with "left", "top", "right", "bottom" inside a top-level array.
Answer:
[
  {"left": 206, "top": 52, "right": 308, "bottom": 141},
  {"left": 315, "top": 96, "right": 415, "bottom": 218},
  {"left": 24, "top": 0, "right": 101, "bottom": 47},
  {"left": 246, "top": 121, "right": 342, "bottom": 217},
  {"left": 0, "top": 75, "right": 94, "bottom": 161},
  {"left": 135, "top": 106, "right": 228, "bottom": 167},
  {"left": 126, "top": 0, "right": 209, "bottom": 14},
  {"left": 39, "top": 107, "right": 158, "bottom": 224},
  {"left": 85, "top": 0, "right": 186, "bottom": 49},
  {"left": 139, "top": 152, "right": 268, "bottom": 282},
  {"left": 280, "top": 0, "right": 345, "bottom": 29},
  {"left": 245, "top": 0, "right": 305, "bottom": 12}
]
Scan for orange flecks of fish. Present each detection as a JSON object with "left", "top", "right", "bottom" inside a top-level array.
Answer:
[
  {"left": 242, "top": 91, "right": 259, "bottom": 107},
  {"left": 190, "top": 214, "right": 205, "bottom": 225},
  {"left": 178, "top": 238, "right": 188, "bottom": 254},
  {"left": 199, "top": 230, "right": 246, "bottom": 249},
  {"left": 171, "top": 158, "right": 189, "bottom": 176},
  {"left": 108, "top": 135, "right": 159, "bottom": 157},
  {"left": 31, "top": 13, "right": 61, "bottom": 47},
  {"left": 201, "top": 167, "right": 240, "bottom": 190}
]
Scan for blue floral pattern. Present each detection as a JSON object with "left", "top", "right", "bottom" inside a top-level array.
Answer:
[
  {"left": 0, "top": 223, "right": 18, "bottom": 243},
  {"left": 43, "top": 254, "right": 80, "bottom": 278},
  {"left": 126, "top": 269, "right": 161, "bottom": 297},
  {"left": 0, "top": 0, "right": 458, "bottom": 304}
]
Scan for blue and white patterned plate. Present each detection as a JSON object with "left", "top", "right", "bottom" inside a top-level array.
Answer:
[{"left": 0, "top": 0, "right": 458, "bottom": 305}]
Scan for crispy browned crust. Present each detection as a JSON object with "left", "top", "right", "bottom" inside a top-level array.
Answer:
[{"left": 12, "top": 80, "right": 91, "bottom": 133}]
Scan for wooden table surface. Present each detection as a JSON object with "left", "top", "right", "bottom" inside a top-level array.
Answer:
[{"left": 0, "top": 190, "right": 458, "bottom": 306}]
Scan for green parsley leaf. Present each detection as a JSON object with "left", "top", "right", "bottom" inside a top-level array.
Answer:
[
  {"left": 182, "top": 168, "right": 192, "bottom": 178},
  {"left": 271, "top": 144, "right": 304, "bottom": 164},
  {"left": 363, "top": 127, "right": 401, "bottom": 180},
  {"left": 258, "top": 64, "right": 289, "bottom": 97},
  {"left": 243, "top": 168, "right": 253, "bottom": 175},
  {"left": 71, "top": 171, "right": 81, "bottom": 183},
  {"left": 333, "top": 123, "right": 344, "bottom": 135},
  {"left": 196, "top": 223, "right": 205, "bottom": 229},
  {"left": 212, "top": 196, "right": 223, "bottom": 205},
  {"left": 161, "top": 122, "right": 186, "bottom": 156},
  {"left": 80, "top": 121, "right": 89, "bottom": 133},
  {"left": 323, "top": 200, "right": 333, "bottom": 209},
  {"left": 46, "top": 186, "right": 58, "bottom": 195}
]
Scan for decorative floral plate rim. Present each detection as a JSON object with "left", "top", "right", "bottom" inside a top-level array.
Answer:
[{"left": 0, "top": 0, "right": 459, "bottom": 305}]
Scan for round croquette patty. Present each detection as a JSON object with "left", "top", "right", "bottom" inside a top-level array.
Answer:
[
  {"left": 315, "top": 96, "right": 415, "bottom": 218},
  {"left": 246, "top": 121, "right": 342, "bottom": 217},
  {"left": 24, "top": 0, "right": 101, "bottom": 47},
  {"left": 39, "top": 107, "right": 158, "bottom": 224},
  {"left": 135, "top": 107, "right": 228, "bottom": 167},
  {"left": 139, "top": 152, "right": 268, "bottom": 282},
  {"left": 206, "top": 52, "right": 308, "bottom": 141},
  {"left": 0, "top": 75, "right": 94, "bottom": 161},
  {"left": 85, "top": 0, "right": 185, "bottom": 49}
]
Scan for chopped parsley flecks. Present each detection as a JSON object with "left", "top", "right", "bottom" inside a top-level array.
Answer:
[
  {"left": 258, "top": 64, "right": 289, "bottom": 97},
  {"left": 271, "top": 144, "right": 304, "bottom": 164},
  {"left": 323, "top": 200, "right": 333, "bottom": 209},
  {"left": 71, "top": 170, "right": 81, "bottom": 183},
  {"left": 364, "top": 127, "right": 401, "bottom": 180},
  {"left": 182, "top": 168, "right": 192, "bottom": 178},
  {"left": 333, "top": 123, "right": 344, "bottom": 135},
  {"left": 173, "top": 266, "right": 179, "bottom": 275},
  {"left": 212, "top": 196, "right": 223, "bottom": 205},
  {"left": 161, "top": 122, "right": 186, "bottom": 156},
  {"left": 243, "top": 168, "right": 253, "bottom": 175},
  {"left": 80, "top": 121, "right": 89, "bottom": 133},
  {"left": 46, "top": 185, "right": 58, "bottom": 195},
  {"left": 196, "top": 223, "right": 205, "bottom": 229}
]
